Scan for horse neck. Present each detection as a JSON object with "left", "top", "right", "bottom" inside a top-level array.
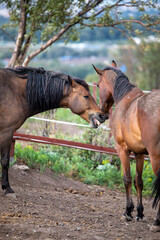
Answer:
[
  {"left": 112, "top": 73, "right": 140, "bottom": 105},
  {"left": 115, "top": 87, "right": 144, "bottom": 106},
  {"left": 26, "top": 77, "right": 69, "bottom": 115},
  {"left": 104, "top": 72, "right": 116, "bottom": 99}
]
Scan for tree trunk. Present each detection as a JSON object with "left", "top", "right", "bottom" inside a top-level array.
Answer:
[
  {"left": 17, "top": 35, "right": 32, "bottom": 65},
  {"left": 8, "top": 0, "right": 28, "bottom": 67}
]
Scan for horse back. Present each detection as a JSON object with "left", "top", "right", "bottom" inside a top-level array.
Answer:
[
  {"left": 0, "top": 69, "right": 28, "bottom": 130},
  {"left": 0, "top": 68, "right": 27, "bottom": 92},
  {"left": 138, "top": 90, "right": 160, "bottom": 152}
]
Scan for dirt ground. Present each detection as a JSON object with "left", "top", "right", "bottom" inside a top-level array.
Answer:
[{"left": 0, "top": 165, "right": 160, "bottom": 240}]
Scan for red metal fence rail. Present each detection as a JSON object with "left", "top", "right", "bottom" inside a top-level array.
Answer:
[
  {"left": 12, "top": 132, "right": 118, "bottom": 154},
  {"left": 12, "top": 132, "right": 138, "bottom": 160}
]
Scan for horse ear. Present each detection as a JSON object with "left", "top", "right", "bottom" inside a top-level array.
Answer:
[
  {"left": 92, "top": 64, "right": 103, "bottom": 75},
  {"left": 111, "top": 60, "right": 117, "bottom": 68},
  {"left": 68, "top": 75, "right": 77, "bottom": 87},
  {"left": 68, "top": 75, "right": 73, "bottom": 85}
]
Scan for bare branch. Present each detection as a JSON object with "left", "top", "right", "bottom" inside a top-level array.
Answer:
[
  {"left": 82, "top": 7, "right": 106, "bottom": 19},
  {"left": 112, "top": 19, "right": 160, "bottom": 29},
  {"left": 82, "top": 0, "right": 123, "bottom": 19},
  {"left": 23, "top": 24, "right": 73, "bottom": 66},
  {"left": 82, "top": 0, "right": 158, "bottom": 20},
  {"left": 114, "top": 26, "right": 135, "bottom": 42},
  {"left": 23, "top": 0, "right": 104, "bottom": 66},
  {"left": 78, "top": 0, "right": 103, "bottom": 17},
  {"left": 114, "top": 26, "right": 144, "bottom": 53},
  {"left": 81, "top": 19, "right": 160, "bottom": 33},
  {"left": 0, "top": 27, "right": 15, "bottom": 42}
]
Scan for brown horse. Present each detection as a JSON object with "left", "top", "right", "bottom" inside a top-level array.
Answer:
[
  {"left": 0, "top": 66, "right": 105, "bottom": 196},
  {"left": 93, "top": 61, "right": 160, "bottom": 231}
]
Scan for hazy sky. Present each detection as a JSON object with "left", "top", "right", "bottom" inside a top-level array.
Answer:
[{"left": 0, "top": 4, "right": 9, "bottom": 18}]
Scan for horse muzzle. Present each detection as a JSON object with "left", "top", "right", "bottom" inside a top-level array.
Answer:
[
  {"left": 104, "top": 112, "right": 109, "bottom": 120},
  {"left": 89, "top": 113, "right": 106, "bottom": 128}
]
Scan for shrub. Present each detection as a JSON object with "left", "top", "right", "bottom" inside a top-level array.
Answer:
[{"left": 13, "top": 127, "right": 156, "bottom": 196}]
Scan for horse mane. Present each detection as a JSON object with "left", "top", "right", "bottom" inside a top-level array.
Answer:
[
  {"left": 103, "top": 66, "right": 135, "bottom": 104},
  {"left": 7, "top": 66, "right": 89, "bottom": 112}
]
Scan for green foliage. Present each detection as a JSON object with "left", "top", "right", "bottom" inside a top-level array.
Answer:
[
  {"left": 110, "top": 40, "right": 160, "bottom": 91},
  {"left": 142, "top": 161, "right": 156, "bottom": 195},
  {"left": 3, "top": 0, "right": 77, "bottom": 40},
  {"left": 15, "top": 142, "right": 123, "bottom": 187},
  {"left": 54, "top": 108, "right": 87, "bottom": 125},
  {"left": 14, "top": 128, "right": 156, "bottom": 196},
  {"left": 2, "top": 0, "right": 159, "bottom": 66},
  {"left": 85, "top": 73, "right": 99, "bottom": 83},
  {"left": 134, "top": 41, "right": 160, "bottom": 90}
]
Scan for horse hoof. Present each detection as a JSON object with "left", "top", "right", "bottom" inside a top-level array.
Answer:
[
  {"left": 136, "top": 216, "right": 146, "bottom": 222},
  {"left": 121, "top": 214, "right": 133, "bottom": 222},
  {"left": 5, "top": 192, "right": 17, "bottom": 199},
  {"left": 150, "top": 224, "right": 160, "bottom": 232}
]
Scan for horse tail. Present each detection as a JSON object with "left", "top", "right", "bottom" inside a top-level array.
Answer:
[{"left": 151, "top": 168, "right": 160, "bottom": 208}]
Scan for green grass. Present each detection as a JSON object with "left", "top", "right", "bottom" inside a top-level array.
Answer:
[
  {"left": 14, "top": 141, "right": 156, "bottom": 196},
  {"left": 54, "top": 108, "right": 88, "bottom": 125},
  {"left": 0, "top": 128, "right": 155, "bottom": 196}
]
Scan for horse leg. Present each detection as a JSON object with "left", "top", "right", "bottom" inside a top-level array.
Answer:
[
  {"left": 150, "top": 203, "right": 160, "bottom": 232},
  {"left": 1, "top": 142, "right": 14, "bottom": 195},
  {"left": 116, "top": 144, "right": 134, "bottom": 221},
  {"left": 134, "top": 154, "right": 144, "bottom": 220}
]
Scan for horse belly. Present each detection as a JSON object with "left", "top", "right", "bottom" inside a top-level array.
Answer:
[
  {"left": 124, "top": 131, "right": 146, "bottom": 153},
  {"left": 122, "top": 109, "right": 146, "bottom": 153}
]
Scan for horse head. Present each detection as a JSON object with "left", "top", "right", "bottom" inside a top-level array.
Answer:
[
  {"left": 93, "top": 61, "right": 117, "bottom": 119},
  {"left": 62, "top": 76, "right": 106, "bottom": 128}
]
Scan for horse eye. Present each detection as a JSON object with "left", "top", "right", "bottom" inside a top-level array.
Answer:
[
  {"left": 97, "top": 84, "right": 99, "bottom": 88},
  {"left": 84, "top": 95, "right": 89, "bottom": 99}
]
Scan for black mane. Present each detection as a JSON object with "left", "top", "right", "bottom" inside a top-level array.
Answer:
[
  {"left": 7, "top": 66, "right": 89, "bottom": 113},
  {"left": 103, "top": 66, "right": 135, "bottom": 104}
]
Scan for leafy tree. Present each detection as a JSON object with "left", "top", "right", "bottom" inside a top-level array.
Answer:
[
  {"left": 110, "top": 41, "right": 160, "bottom": 90},
  {"left": 1, "top": 0, "right": 160, "bottom": 67},
  {"left": 135, "top": 41, "right": 160, "bottom": 90}
]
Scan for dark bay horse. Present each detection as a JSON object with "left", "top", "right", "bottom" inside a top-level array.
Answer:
[
  {"left": 93, "top": 61, "right": 160, "bottom": 232},
  {"left": 0, "top": 66, "right": 105, "bottom": 196}
]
